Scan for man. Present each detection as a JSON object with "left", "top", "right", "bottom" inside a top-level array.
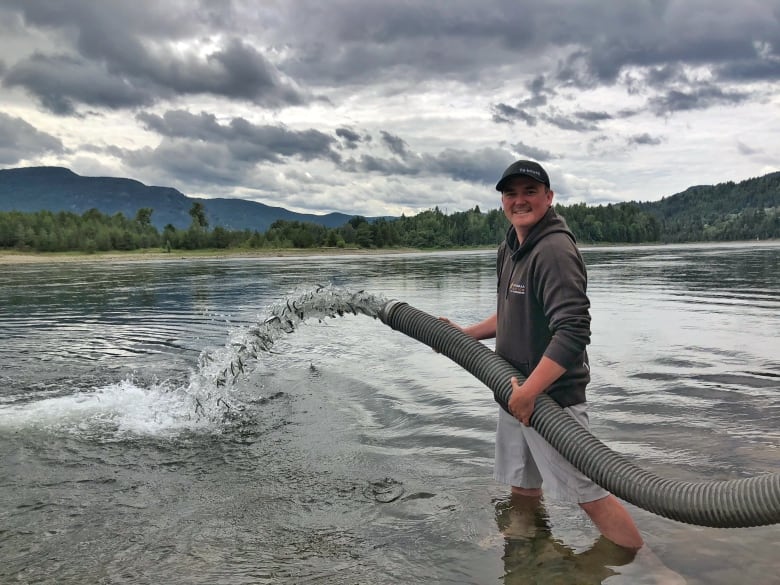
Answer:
[{"left": 444, "top": 160, "right": 644, "bottom": 550}]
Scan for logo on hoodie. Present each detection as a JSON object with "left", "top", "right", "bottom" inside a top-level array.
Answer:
[{"left": 509, "top": 281, "right": 526, "bottom": 295}]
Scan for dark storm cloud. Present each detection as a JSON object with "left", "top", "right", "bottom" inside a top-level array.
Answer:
[
  {"left": 119, "top": 109, "right": 344, "bottom": 188},
  {"left": 510, "top": 142, "right": 556, "bottom": 162},
  {"left": 649, "top": 85, "right": 750, "bottom": 115},
  {"left": 380, "top": 131, "right": 410, "bottom": 158},
  {"left": 335, "top": 127, "right": 364, "bottom": 149},
  {"left": 543, "top": 115, "right": 597, "bottom": 132},
  {"left": 0, "top": 112, "right": 63, "bottom": 164},
  {"left": 644, "top": 64, "right": 690, "bottom": 88},
  {"left": 492, "top": 103, "right": 538, "bottom": 126},
  {"left": 344, "top": 146, "right": 514, "bottom": 185},
  {"left": 268, "top": 0, "right": 780, "bottom": 90},
  {"left": 430, "top": 148, "right": 514, "bottom": 184},
  {"left": 3, "top": 1, "right": 778, "bottom": 117},
  {"left": 576, "top": 111, "right": 612, "bottom": 122},
  {"left": 718, "top": 58, "right": 780, "bottom": 81},
  {"left": 1, "top": 1, "right": 305, "bottom": 113},
  {"left": 553, "top": 4, "right": 780, "bottom": 87},
  {"left": 136, "top": 110, "right": 339, "bottom": 163},
  {"left": 4, "top": 53, "right": 156, "bottom": 115},
  {"left": 491, "top": 74, "right": 552, "bottom": 125},
  {"left": 122, "top": 141, "right": 249, "bottom": 187},
  {"left": 345, "top": 155, "right": 417, "bottom": 176}
]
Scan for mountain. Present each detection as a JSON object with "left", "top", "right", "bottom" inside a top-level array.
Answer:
[
  {"left": 202, "top": 198, "right": 354, "bottom": 231},
  {"left": 0, "top": 166, "right": 357, "bottom": 231}
]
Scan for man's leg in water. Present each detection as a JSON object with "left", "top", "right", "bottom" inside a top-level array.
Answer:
[
  {"left": 511, "top": 486, "right": 542, "bottom": 498},
  {"left": 509, "top": 487, "right": 684, "bottom": 583},
  {"left": 498, "top": 487, "right": 546, "bottom": 540},
  {"left": 498, "top": 406, "right": 644, "bottom": 550},
  {"left": 580, "top": 494, "right": 644, "bottom": 550}
]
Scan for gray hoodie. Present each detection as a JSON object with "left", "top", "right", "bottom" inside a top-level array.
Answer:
[{"left": 495, "top": 207, "right": 590, "bottom": 407}]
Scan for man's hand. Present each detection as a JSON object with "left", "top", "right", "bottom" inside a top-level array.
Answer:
[
  {"left": 437, "top": 316, "right": 463, "bottom": 331},
  {"left": 507, "top": 357, "right": 566, "bottom": 426},
  {"left": 508, "top": 376, "right": 536, "bottom": 426}
]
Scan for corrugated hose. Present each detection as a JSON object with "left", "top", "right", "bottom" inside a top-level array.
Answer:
[{"left": 378, "top": 300, "right": 780, "bottom": 528}]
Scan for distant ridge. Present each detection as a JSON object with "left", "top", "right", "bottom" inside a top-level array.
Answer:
[
  {"left": 0, "top": 165, "right": 777, "bottom": 240},
  {"left": 0, "top": 166, "right": 357, "bottom": 231}
]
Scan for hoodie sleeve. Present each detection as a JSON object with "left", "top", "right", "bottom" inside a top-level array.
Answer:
[{"left": 531, "top": 234, "right": 591, "bottom": 369}]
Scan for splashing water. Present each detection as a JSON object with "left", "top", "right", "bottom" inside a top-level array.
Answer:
[
  {"left": 0, "top": 285, "right": 389, "bottom": 437},
  {"left": 185, "top": 284, "right": 389, "bottom": 423}
]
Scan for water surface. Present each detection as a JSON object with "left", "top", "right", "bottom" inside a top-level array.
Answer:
[{"left": 1, "top": 243, "right": 778, "bottom": 584}]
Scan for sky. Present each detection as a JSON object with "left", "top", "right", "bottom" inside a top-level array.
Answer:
[{"left": 1, "top": 0, "right": 779, "bottom": 218}]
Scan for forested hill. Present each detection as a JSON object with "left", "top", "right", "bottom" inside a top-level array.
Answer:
[
  {"left": 0, "top": 167, "right": 355, "bottom": 231},
  {"left": 638, "top": 171, "right": 780, "bottom": 242},
  {"left": 557, "top": 171, "right": 780, "bottom": 243}
]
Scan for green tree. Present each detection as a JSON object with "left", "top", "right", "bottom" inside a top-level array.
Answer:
[
  {"left": 135, "top": 208, "right": 153, "bottom": 227},
  {"left": 189, "top": 202, "right": 208, "bottom": 229}
]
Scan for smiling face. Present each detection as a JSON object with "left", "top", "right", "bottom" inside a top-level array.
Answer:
[{"left": 500, "top": 176, "right": 554, "bottom": 242}]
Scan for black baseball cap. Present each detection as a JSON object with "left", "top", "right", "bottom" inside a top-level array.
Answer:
[{"left": 495, "top": 160, "right": 550, "bottom": 191}]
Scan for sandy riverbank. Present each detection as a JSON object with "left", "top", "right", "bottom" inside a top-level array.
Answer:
[{"left": 0, "top": 247, "right": 458, "bottom": 265}]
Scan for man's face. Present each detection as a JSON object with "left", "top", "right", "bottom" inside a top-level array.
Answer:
[{"left": 500, "top": 176, "right": 554, "bottom": 238}]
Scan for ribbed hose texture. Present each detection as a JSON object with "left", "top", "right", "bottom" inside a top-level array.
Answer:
[{"left": 379, "top": 301, "right": 780, "bottom": 528}]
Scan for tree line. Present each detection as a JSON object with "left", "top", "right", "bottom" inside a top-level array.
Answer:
[{"left": 1, "top": 196, "right": 777, "bottom": 254}]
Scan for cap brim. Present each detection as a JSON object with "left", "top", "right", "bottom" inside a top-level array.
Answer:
[{"left": 496, "top": 173, "right": 547, "bottom": 191}]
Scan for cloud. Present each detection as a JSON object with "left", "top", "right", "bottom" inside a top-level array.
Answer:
[
  {"left": 492, "top": 103, "right": 538, "bottom": 126},
  {"left": 649, "top": 84, "right": 750, "bottom": 114},
  {"left": 122, "top": 140, "right": 249, "bottom": 187},
  {"left": 543, "top": 114, "right": 599, "bottom": 132},
  {"left": 108, "top": 109, "right": 350, "bottom": 189},
  {"left": 0, "top": 112, "right": 63, "bottom": 164},
  {"left": 136, "top": 110, "right": 340, "bottom": 163},
  {"left": 491, "top": 74, "right": 553, "bottom": 125},
  {"left": 0, "top": 0, "right": 778, "bottom": 215},
  {"left": 2, "top": 2, "right": 305, "bottom": 113},
  {"left": 737, "top": 140, "right": 759, "bottom": 155},
  {"left": 343, "top": 146, "right": 514, "bottom": 185},
  {"left": 380, "top": 130, "right": 410, "bottom": 158},
  {"left": 575, "top": 111, "right": 613, "bottom": 122},
  {"left": 335, "top": 127, "right": 365, "bottom": 149},
  {"left": 628, "top": 133, "right": 663, "bottom": 146},
  {"left": 4, "top": 53, "right": 156, "bottom": 115},
  {"left": 718, "top": 49, "right": 780, "bottom": 81},
  {"left": 510, "top": 142, "right": 556, "bottom": 161}
]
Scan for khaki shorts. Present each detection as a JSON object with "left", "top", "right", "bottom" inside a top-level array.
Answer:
[{"left": 494, "top": 403, "right": 609, "bottom": 504}]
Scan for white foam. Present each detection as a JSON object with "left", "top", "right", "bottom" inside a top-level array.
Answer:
[{"left": 0, "top": 378, "right": 215, "bottom": 438}]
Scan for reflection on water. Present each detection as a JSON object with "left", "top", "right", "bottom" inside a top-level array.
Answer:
[
  {"left": 495, "top": 495, "right": 640, "bottom": 584},
  {"left": 0, "top": 243, "right": 778, "bottom": 584}
]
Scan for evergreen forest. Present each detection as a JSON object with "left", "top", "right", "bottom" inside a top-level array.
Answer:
[{"left": 1, "top": 172, "right": 778, "bottom": 253}]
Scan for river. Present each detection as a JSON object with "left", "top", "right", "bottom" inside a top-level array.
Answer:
[{"left": 1, "top": 242, "right": 778, "bottom": 584}]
